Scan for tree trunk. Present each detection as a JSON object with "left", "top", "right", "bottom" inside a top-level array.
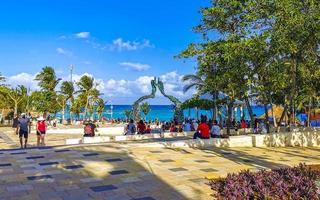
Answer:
[
  {"left": 14, "top": 101, "right": 18, "bottom": 116},
  {"left": 84, "top": 96, "right": 89, "bottom": 120},
  {"left": 277, "top": 104, "right": 287, "bottom": 132},
  {"left": 270, "top": 104, "right": 277, "bottom": 129},
  {"left": 307, "top": 97, "right": 312, "bottom": 127},
  {"left": 226, "top": 102, "right": 233, "bottom": 135},
  {"left": 62, "top": 106, "right": 65, "bottom": 122},
  {"left": 244, "top": 96, "right": 254, "bottom": 128},
  {"left": 213, "top": 91, "right": 218, "bottom": 120},
  {"left": 263, "top": 103, "right": 270, "bottom": 133}
]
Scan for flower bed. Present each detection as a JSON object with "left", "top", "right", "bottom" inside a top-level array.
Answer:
[{"left": 209, "top": 163, "right": 320, "bottom": 199}]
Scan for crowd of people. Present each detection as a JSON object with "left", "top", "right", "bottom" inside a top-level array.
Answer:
[
  {"left": 124, "top": 115, "right": 223, "bottom": 138},
  {"left": 11, "top": 111, "right": 268, "bottom": 148},
  {"left": 123, "top": 114, "right": 270, "bottom": 139}
]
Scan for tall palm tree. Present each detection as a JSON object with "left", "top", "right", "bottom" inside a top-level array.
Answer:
[
  {"left": 76, "top": 75, "right": 95, "bottom": 119},
  {"left": 35, "top": 66, "right": 61, "bottom": 91},
  {"left": 88, "top": 88, "right": 102, "bottom": 120},
  {"left": 70, "top": 97, "right": 82, "bottom": 119},
  {"left": 96, "top": 98, "right": 105, "bottom": 120},
  {"left": 60, "top": 81, "right": 75, "bottom": 121}
]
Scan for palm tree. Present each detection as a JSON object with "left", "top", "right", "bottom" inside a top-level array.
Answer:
[
  {"left": 60, "top": 81, "right": 75, "bottom": 122},
  {"left": 88, "top": 88, "right": 102, "bottom": 120},
  {"left": 76, "top": 75, "right": 95, "bottom": 119},
  {"left": 182, "top": 74, "right": 205, "bottom": 93},
  {"left": 140, "top": 102, "right": 150, "bottom": 121},
  {"left": 182, "top": 74, "right": 206, "bottom": 120},
  {"left": 70, "top": 97, "right": 82, "bottom": 119},
  {"left": 123, "top": 110, "right": 132, "bottom": 121},
  {"left": 96, "top": 98, "right": 105, "bottom": 120},
  {"left": 5, "top": 85, "right": 27, "bottom": 116},
  {"left": 35, "top": 66, "right": 61, "bottom": 91}
]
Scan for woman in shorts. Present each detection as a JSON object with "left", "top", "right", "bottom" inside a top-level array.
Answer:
[{"left": 36, "top": 117, "right": 47, "bottom": 146}]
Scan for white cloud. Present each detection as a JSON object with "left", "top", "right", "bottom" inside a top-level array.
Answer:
[
  {"left": 56, "top": 48, "right": 72, "bottom": 57},
  {"left": 5, "top": 71, "right": 193, "bottom": 103},
  {"left": 5, "top": 73, "right": 39, "bottom": 90},
  {"left": 119, "top": 62, "right": 150, "bottom": 71},
  {"left": 75, "top": 32, "right": 90, "bottom": 39},
  {"left": 110, "top": 38, "right": 153, "bottom": 51}
]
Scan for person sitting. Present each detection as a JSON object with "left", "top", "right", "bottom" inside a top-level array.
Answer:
[
  {"left": 125, "top": 119, "right": 136, "bottom": 135},
  {"left": 184, "top": 120, "right": 192, "bottom": 132},
  {"left": 145, "top": 125, "right": 152, "bottom": 134},
  {"left": 137, "top": 120, "right": 146, "bottom": 134},
  {"left": 211, "top": 120, "right": 221, "bottom": 138},
  {"left": 169, "top": 124, "right": 175, "bottom": 132},
  {"left": 83, "top": 120, "right": 96, "bottom": 137},
  {"left": 193, "top": 119, "right": 210, "bottom": 139},
  {"left": 240, "top": 118, "right": 247, "bottom": 129}
]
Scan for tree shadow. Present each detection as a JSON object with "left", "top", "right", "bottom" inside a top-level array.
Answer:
[
  {"left": 200, "top": 147, "right": 289, "bottom": 170},
  {"left": 0, "top": 144, "right": 202, "bottom": 200}
]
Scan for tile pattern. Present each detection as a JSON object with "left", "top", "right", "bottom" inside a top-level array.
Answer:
[{"left": 0, "top": 137, "right": 318, "bottom": 200}]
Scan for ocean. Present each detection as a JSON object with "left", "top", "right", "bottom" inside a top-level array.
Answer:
[{"left": 56, "top": 104, "right": 269, "bottom": 122}]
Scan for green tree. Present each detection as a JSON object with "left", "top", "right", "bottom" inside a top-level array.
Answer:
[
  {"left": 4, "top": 85, "right": 27, "bottom": 116},
  {"left": 76, "top": 75, "right": 95, "bottom": 119},
  {"left": 70, "top": 97, "right": 83, "bottom": 119},
  {"left": 140, "top": 102, "right": 150, "bottom": 121},
  {"left": 60, "top": 81, "right": 75, "bottom": 121},
  {"left": 34, "top": 67, "right": 61, "bottom": 116},
  {"left": 96, "top": 98, "right": 105, "bottom": 120},
  {"left": 30, "top": 91, "right": 60, "bottom": 115},
  {"left": 35, "top": 66, "right": 61, "bottom": 91},
  {"left": 56, "top": 94, "right": 67, "bottom": 122}
]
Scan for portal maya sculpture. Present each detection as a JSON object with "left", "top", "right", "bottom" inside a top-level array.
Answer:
[{"left": 132, "top": 77, "right": 184, "bottom": 123}]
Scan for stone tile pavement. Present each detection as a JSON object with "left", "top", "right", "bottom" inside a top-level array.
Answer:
[{"left": 0, "top": 138, "right": 319, "bottom": 200}]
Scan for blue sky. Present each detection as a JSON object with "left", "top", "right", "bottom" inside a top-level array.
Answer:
[{"left": 0, "top": 0, "right": 211, "bottom": 104}]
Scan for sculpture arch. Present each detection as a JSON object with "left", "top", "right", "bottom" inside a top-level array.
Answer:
[{"left": 132, "top": 77, "right": 184, "bottom": 123}]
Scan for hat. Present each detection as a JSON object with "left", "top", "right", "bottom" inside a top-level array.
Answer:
[
  {"left": 37, "top": 117, "right": 45, "bottom": 121},
  {"left": 21, "top": 113, "right": 26, "bottom": 116}
]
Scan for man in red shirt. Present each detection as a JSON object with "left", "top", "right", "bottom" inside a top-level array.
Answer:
[{"left": 193, "top": 119, "right": 210, "bottom": 139}]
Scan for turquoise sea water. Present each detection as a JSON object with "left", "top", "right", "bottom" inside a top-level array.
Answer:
[{"left": 56, "top": 105, "right": 269, "bottom": 122}]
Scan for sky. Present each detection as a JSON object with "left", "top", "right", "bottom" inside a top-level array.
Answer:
[{"left": 0, "top": 0, "right": 212, "bottom": 104}]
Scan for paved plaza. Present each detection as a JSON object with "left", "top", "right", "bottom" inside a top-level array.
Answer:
[{"left": 0, "top": 129, "right": 320, "bottom": 199}]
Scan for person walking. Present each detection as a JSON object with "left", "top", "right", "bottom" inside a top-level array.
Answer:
[
  {"left": 16, "top": 113, "right": 31, "bottom": 149},
  {"left": 36, "top": 116, "right": 47, "bottom": 146}
]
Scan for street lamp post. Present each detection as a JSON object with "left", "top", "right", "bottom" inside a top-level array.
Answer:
[{"left": 110, "top": 104, "right": 113, "bottom": 122}]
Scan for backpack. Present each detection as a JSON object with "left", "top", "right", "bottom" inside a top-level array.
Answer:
[{"left": 84, "top": 124, "right": 92, "bottom": 135}]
